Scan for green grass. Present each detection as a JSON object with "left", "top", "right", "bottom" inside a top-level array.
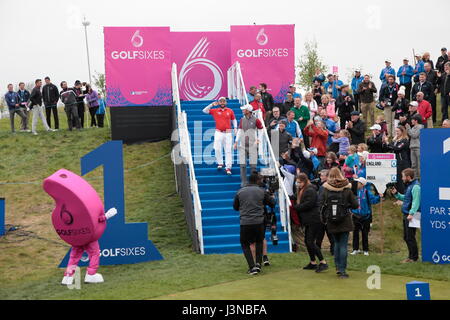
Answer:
[{"left": 0, "top": 107, "right": 449, "bottom": 300}]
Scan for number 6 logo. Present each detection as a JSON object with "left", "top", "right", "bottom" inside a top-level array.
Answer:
[{"left": 131, "top": 30, "right": 143, "bottom": 48}]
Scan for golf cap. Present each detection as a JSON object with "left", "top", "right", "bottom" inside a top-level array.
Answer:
[
  {"left": 403, "top": 57, "right": 409, "bottom": 61},
  {"left": 351, "top": 111, "right": 360, "bottom": 116},
  {"left": 354, "top": 177, "right": 367, "bottom": 185},
  {"left": 370, "top": 124, "right": 382, "bottom": 130},
  {"left": 302, "top": 150, "right": 311, "bottom": 159},
  {"left": 240, "top": 104, "right": 253, "bottom": 112},
  {"left": 385, "top": 59, "right": 391, "bottom": 63},
  {"left": 218, "top": 97, "right": 227, "bottom": 102},
  {"left": 442, "top": 47, "right": 447, "bottom": 51},
  {"left": 307, "top": 147, "right": 318, "bottom": 154},
  {"left": 409, "top": 101, "right": 419, "bottom": 107}
]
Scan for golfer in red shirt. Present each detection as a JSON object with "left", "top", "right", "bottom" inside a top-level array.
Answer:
[{"left": 203, "top": 97, "right": 237, "bottom": 175}]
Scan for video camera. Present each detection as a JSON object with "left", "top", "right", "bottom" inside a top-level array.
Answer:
[
  {"left": 384, "top": 182, "right": 396, "bottom": 197},
  {"left": 259, "top": 168, "right": 279, "bottom": 245},
  {"left": 260, "top": 168, "right": 279, "bottom": 195}
]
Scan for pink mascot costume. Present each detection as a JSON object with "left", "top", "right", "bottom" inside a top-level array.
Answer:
[{"left": 43, "top": 169, "right": 117, "bottom": 285}]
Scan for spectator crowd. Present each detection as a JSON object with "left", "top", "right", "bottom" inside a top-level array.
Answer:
[
  {"left": 234, "top": 48, "right": 449, "bottom": 277},
  {"left": 3, "top": 78, "right": 107, "bottom": 135}
]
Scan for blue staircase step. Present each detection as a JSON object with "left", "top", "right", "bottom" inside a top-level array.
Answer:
[
  {"left": 203, "top": 231, "right": 289, "bottom": 246},
  {"left": 203, "top": 222, "right": 284, "bottom": 236},
  {"left": 204, "top": 241, "right": 290, "bottom": 254},
  {"left": 198, "top": 182, "right": 242, "bottom": 192}
]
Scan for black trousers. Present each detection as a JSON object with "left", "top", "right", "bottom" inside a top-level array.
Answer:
[
  {"left": 352, "top": 217, "right": 371, "bottom": 251},
  {"left": 96, "top": 114, "right": 105, "bottom": 128},
  {"left": 353, "top": 93, "right": 360, "bottom": 111},
  {"left": 76, "top": 102, "right": 85, "bottom": 128},
  {"left": 65, "top": 104, "right": 81, "bottom": 130},
  {"left": 45, "top": 105, "right": 59, "bottom": 129},
  {"left": 403, "top": 215, "right": 418, "bottom": 261},
  {"left": 441, "top": 94, "right": 449, "bottom": 123},
  {"left": 316, "top": 223, "right": 335, "bottom": 254},
  {"left": 305, "top": 222, "right": 324, "bottom": 262},
  {"left": 89, "top": 106, "right": 99, "bottom": 127},
  {"left": 430, "top": 94, "right": 437, "bottom": 123},
  {"left": 240, "top": 223, "right": 265, "bottom": 269}
]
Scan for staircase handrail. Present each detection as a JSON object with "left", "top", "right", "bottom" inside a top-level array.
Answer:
[{"left": 172, "top": 63, "right": 204, "bottom": 254}]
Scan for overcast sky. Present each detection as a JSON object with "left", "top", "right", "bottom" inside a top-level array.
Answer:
[{"left": 1, "top": 0, "right": 448, "bottom": 95}]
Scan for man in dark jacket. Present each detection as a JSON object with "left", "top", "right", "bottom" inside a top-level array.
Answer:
[
  {"left": 17, "top": 82, "right": 31, "bottom": 131},
  {"left": 336, "top": 84, "right": 355, "bottom": 129},
  {"left": 346, "top": 111, "right": 366, "bottom": 145},
  {"left": 411, "top": 73, "right": 433, "bottom": 103},
  {"left": 438, "top": 62, "right": 450, "bottom": 124},
  {"left": 60, "top": 81, "right": 81, "bottom": 131},
  {"left": 259, "top": 83, "right": 274, "bottom": 119},
  {"left": 379, "top": 75, "right": 399, "bottom": 137},
  {"left": 42, "top": 76, "right": 60, "bottom": 129},
  {"left": 424, "top": 63, "right": 439, "bottom": 123},
  {"left": 358, "top": 75, "right": 377, "bottom": 126},
  {"left": 281, "top": 93, "right": 294, "bottom": 116},
  {"left": 274, "top": 120, "right": 292, "bottom": 156},
  {"left": 4, "top": 83, "right": 27, "bottom": 133},
  {"left": 233, "top": 171, "right": 275, "bottom": 275},
  {"left": 367, "top": 124, "right": 385, "bottom": 153},
  {"left": 267, "top": 107, "right": 286, "bottom": 132},
  {"left": 73, "top": 80, "right": 86, "bottom": 128},
  {"left": 436, "top": 48, "right": 448, "bottom": 73}
]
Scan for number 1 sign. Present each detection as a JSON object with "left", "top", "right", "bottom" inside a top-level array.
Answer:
[{"left": 59, "top": 141, "right": 163, "bottom": 267}]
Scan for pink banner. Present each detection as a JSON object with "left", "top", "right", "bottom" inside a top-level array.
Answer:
[
  {"left": 104, "top": 27, "right": 172, "bottom": 106},
  {"left": 171, "top": 32, "right": 230, "bottom": 101},
  {"left": 368, "top": 153, "right": 395, "bottom": 160},
  {"left": 230, "top": 25, "right": 295, "bottom": 103}
]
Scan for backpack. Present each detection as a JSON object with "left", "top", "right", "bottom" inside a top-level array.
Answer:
[{"left": 320, "top": 190, "right": 350, "bottom": 224}]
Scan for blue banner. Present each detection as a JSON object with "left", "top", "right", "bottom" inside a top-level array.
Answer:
[
  {"left": 59, "top": 141, "right": 163, "bottom": 267},
  {"left": 0, "top": 198, "right": 4, "bottom": 236},
  {"left": 420, "top": 129, "right": 450, "bottom": 264}
]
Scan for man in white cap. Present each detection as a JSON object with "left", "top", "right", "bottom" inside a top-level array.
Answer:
[
  {"left": 397, "top": 58, "right": 414, "bottom": 100},
  {"left": 234, "top": 104, "right": 264, "bottom": 186},
  {"left": 203, "top": 97, "right": 237, "bottom": 175},
  {"left": 367, "top": 124, "right": 385, "bottom": 153},
  {"left": 379, "top": 59, "right": 396, "bottom": 87}
]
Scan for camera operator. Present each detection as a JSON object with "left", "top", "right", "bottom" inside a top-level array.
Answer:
[{"left": 233, "top": 171, "right": 275, "bottom": 275}]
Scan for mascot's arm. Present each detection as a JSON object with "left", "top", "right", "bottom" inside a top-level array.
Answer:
[{"left": 98, "top": 207, "right": 118, "bottom": 222}]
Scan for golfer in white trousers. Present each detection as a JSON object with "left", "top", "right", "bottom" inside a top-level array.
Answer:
[{"left": 202, "top": 97, "right": 237, "bottom": 175}]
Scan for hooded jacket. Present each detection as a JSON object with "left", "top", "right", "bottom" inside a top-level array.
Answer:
[{"left": 319, "top": 177, "right": 359, "bottom": 234}]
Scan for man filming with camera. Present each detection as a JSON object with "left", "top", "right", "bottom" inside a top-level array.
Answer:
[{"left": 233, "top": 171, "right": 276, "bottom": 275}]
